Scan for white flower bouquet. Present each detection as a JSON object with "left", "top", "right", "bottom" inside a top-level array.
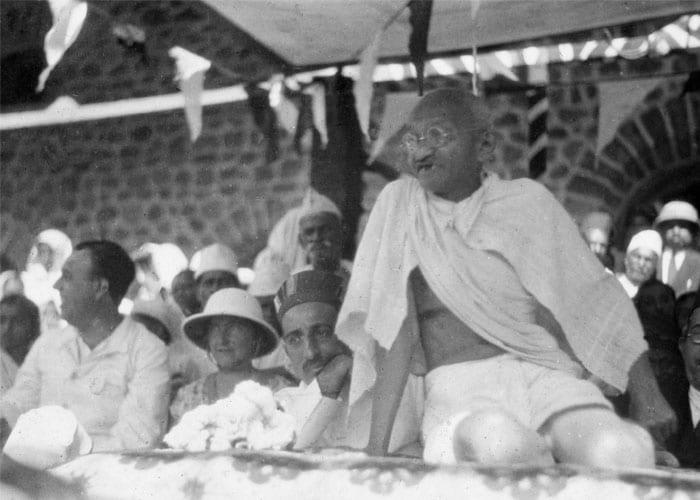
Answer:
[{"left": 163, "top": 380, "right": 297, "bottom": 452}]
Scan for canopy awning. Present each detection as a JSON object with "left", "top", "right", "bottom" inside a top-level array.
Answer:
[{"left": 201, "top": 0, "right": 700, "bottom": 69}]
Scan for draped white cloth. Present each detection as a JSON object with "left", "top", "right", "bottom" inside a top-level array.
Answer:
[{"left": 336, "top": 176, "right": 647, "bottom": 408}]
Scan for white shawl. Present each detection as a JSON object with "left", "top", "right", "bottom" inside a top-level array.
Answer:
[{"left": 337, "top": 176, "right": 647, "bottom": 407}]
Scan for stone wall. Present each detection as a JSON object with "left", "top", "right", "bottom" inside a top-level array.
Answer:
[
  {"left": 544, "top": 50, "right": 700, "bottom": 226},
  {"left": 0, "top": 101, "right": 308, "bottom": 268}
]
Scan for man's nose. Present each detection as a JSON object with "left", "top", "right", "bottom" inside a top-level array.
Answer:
[{"left": 303, "top": 338, "right": 317, "bottom": 360}]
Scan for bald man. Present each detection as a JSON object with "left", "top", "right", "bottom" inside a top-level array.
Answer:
[{"left": 337, "top": 88, "right": 672, "bottom": 468}]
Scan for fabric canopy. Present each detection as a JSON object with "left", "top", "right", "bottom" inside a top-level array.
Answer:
[{"left": 202, "top": 0, "right": 699, "bottom": 68}]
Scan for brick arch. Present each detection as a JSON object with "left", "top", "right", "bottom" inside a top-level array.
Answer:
[{"left": 573, "top": 86, "right": 699, "bottom": 239}]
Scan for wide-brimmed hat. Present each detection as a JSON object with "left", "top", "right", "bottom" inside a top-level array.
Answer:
[
  {"left": 182, "top": 288, "right": 277, "bottom": 357},
  {"left": 131, "top": 298, "right": 182, "bottom": 342},
  {"left": 655, "top": 201, "right": 699, "bottom": 229}
]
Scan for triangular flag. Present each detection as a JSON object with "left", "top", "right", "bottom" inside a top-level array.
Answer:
[
  {"left": 408, "top": 0, "right": 433, "bottom": 96},
  {"left": 269, "top": 76, "right": 299, "bottom": 135},
  {"left": 304, "top": 82, "right": 328, "bottom": 147},
  {"left": 354, "top": 29, "right": 383, "bottom": 139},
  {"left": 169, "top": 46, "right": 211, "bottom": 142},
  {"left": 37, "top": 0, "right": 88, "bottom": 92}
]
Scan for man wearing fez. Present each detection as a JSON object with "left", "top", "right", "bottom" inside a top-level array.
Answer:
[
  {"left": 337, "top": 89, "right": 670, "bottom": 467},
  {"left": 656, "top": 201, "right": 700, "bottom": 297},
  {"left": 1, "top": 240, "right": 170, "bottom": 453},
  {"left": 275, "top": 270, "right": 421, "bottom": 452}
]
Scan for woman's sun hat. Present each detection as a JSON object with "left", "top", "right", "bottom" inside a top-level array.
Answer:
[{"left": 182, "top": 288, "right": 278, "bottom": 357}]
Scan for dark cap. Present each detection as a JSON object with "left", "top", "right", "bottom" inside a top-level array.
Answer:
[{"left": 275, "top": 270, "right": 344, "bottom": 319}]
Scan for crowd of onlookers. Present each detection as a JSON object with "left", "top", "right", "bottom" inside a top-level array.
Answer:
[
  {"left": 0, "top": 188, "right": 358, "bottom": 464},
  {"left": 579, "top": 200, "right": 700, "bottom": 468},
  {"left": 1, "top": 194, "right": 698, "bottom": 469}
]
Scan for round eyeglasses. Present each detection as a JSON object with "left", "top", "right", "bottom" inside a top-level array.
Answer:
[{"left": 400, "top": 125, "right": 453, "bottom": 153}]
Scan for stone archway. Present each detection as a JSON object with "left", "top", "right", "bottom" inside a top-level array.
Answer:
[{"left": 581, "top": 86, "right": 699, "bottom": 241}]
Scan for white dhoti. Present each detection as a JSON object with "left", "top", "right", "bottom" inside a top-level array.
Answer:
[{"left": 422, "top": 354, "right": 612, "bottom": 464}]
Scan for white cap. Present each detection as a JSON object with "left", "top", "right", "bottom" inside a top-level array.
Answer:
[
  {"left": 191, "top": 243, "right": 239, "bottom": 280},
  {"left": 298, "top": 188, "right": 342, "bottom": 220},
  {"left": 151, "top": 243, "right": 188, "bottom": 290},
  {"left": 248, "top": 248, "right": 291, "bottom": 297},
  {"left": 36, "top": 229, "right": 72, "bottom": 272},
  {"left": 627, "top": 229, "right": 663, "bottom": 257}
]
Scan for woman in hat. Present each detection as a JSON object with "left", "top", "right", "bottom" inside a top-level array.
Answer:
[{"left": 169, "top": 288, "right": 295, "bottom": 424}]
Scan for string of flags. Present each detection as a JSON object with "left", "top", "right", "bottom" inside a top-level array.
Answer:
[
  {"left": 33, "top": 0, "right": 432, "bottom": 145},
  {"left": 33, "top": 0, "right": 698, "bottom": 151}
]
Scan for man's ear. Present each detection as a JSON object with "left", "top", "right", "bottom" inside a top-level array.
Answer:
[{"left": 95, "top": 277, "right": 110, "bottom": 301}]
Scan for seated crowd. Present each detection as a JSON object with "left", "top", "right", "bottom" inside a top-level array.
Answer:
[{"left": 1, "top": 89, "right": 700, "bottom": 471}]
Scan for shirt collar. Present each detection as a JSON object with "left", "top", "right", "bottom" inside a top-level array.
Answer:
[{"left": 60, "top": 316, "right": 132, "bottom": 355}]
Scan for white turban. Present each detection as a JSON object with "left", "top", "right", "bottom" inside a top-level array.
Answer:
[
  {"left": 626, "top": 229, "right": 663, "bottom": 257},
  {"left": 36, "top": 229, "right": 72, "bottom": 273},
  {"left": 298, "top": 188, "right": 342, "bottom": 220},
  {"left": 248, "top": 249, "right": 291, "bottom": 297}
]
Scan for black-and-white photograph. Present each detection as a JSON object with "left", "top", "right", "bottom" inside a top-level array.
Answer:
[{"left": 1, "top": 1, "right": 700, "bottom": 498}]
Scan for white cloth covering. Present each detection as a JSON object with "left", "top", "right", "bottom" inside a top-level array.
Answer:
[
  {"left": 336, "top": 176, "right": 647, "bottom": 411},
  {"left": 617, "top": 273, "right": 639, "bottom": 298},
  {"left": 3, "top": 405, "right": 92, "bottom": 469},
  {"left": 421, "top": 354, "right": 611, "bottom": 464}
]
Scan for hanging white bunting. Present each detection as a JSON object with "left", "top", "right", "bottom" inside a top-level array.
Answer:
[
  {"left": 269, "top": 76, "right": 299, "bottom": 134},
  {"left": 169, "top": 46, "right": 212, "bottom": 142},
  {"left": 304, "top": 83, "right": 328, "bottom": 147},
  {"left": 37, "top": 0, "right": 88, "bottom": 92},
  {"left": 354, "top": 29, "right": 383, "bottom": 139}
]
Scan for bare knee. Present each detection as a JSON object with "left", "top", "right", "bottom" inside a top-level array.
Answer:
[
  {"left": 550, "top": 413, "right": 654, "bottom": 468},
  {"left": 453, "top": 409, "right": 552, "bottom": 465}
]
